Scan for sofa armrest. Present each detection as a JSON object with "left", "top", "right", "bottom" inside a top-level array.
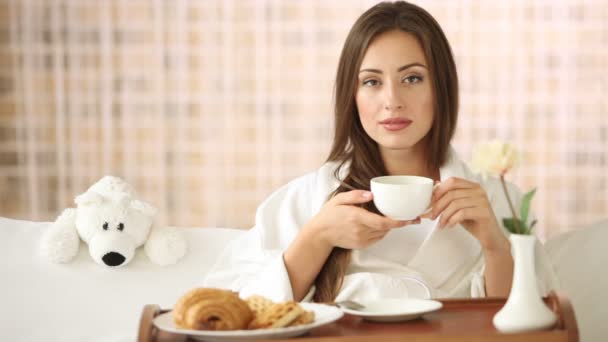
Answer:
[{"left": 545, "top": 220, "right": 608, "bottom": 342}]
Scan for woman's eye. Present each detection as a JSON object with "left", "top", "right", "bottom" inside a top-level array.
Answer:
[
  {"left": 362, "top": 79, "right": 380, "bottom": 87},
  {"left": 403, "top": 75, "right": 423, "bottom": 84}
]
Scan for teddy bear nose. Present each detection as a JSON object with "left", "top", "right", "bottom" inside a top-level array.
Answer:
[{"left": 102, "top": 252, "right": 126, "bottom": 267}]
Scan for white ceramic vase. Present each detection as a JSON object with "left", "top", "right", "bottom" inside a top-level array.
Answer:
[{"left": 493, "top": 234, "right": 557, "bottom": 333}]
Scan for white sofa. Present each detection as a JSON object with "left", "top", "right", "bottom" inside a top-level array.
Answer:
[
  {"left": 544, "top": 219, "right": 608, "bottom": 342},
  {"left": 1, "top": 216, "right": 606, "bottom": 341},
  {"left": 0, "top": 216, "right": 243, "bottom": 342}
]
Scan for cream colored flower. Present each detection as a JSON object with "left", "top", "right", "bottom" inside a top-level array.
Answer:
[{"left": 472, "top": 140, "right": 518, "bottom": 177}]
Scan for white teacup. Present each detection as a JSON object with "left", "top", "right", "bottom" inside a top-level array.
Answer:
[{"left": 370, "top": 175, "right": 434, "bottom": 220}]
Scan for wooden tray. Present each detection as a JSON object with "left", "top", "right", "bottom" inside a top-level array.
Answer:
[{"left": 137, "top": 290, "right": 578, "bottom": 342}]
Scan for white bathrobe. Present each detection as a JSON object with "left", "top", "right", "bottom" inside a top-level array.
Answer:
[{"left": 203, "top": 147, "right": 558, "bottom": 302}]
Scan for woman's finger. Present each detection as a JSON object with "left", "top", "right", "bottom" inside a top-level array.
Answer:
[
  {"left": 356, "top": 209, "right": 408, "bottom": 231},
  {"left": 432, "top": 177, "right": 477, "bottom": 202},
  {"left": 430, "top": 189, "right": 473, "bottom": 220},
  {"left": 444, "top": 207, "right": 485, "bottom": 229},
  {"left": 402, "top": 217, "right": 422, "bottom": 225},
  {"left": 438, "top": 197, "right": 480, "bottom": 228},
  {"left": 331, "top": 189, "right": 374, "bottom": 206}
]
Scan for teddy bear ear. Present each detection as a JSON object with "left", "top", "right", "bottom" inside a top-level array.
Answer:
[
  {"left": 130, "top": 200, "right": 157, "bottom": 217},
  {"left": 74, "top": 191, "right": 105, "bottom": 206}
]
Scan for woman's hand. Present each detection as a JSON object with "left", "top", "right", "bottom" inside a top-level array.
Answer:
[
  {"left": 422, "top": 177, "right": 509, "bottom": 252},
  {"left": 305, "top": 190, "right": 420, "bottom": 250}
]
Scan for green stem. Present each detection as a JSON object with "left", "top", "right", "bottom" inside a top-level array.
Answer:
[{"left": 500, "top": 175, "right": 521, "bottom": 234}]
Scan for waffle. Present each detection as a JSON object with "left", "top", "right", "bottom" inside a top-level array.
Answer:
[
  {"left": 248, "top": 301, "right": 304, "bottom": 329},
  {"left": 289, "top": 309, "right": 315, "bottom": 326},
  {"left": 245, "top": 295, "right": 274, "bottom": 317}
]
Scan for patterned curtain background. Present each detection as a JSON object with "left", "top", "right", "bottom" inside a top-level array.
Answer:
[{"left": 0, "top": 0, "right": 606, "bottom": 241}]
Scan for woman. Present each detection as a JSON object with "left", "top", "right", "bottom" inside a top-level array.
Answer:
[{"left": 203, "top": 1, "right": 556, "bottom": 303}]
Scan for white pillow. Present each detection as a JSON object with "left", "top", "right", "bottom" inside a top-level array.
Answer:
[{"left": 545, "top": 219, "right": 608, "bottom": 342}]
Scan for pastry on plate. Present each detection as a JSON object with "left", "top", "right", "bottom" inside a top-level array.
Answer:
[{"left": 173, "top": 288, "right": 253, "bottom": 330}]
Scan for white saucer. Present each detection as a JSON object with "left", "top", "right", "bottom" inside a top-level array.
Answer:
[{"left": 339, "top": 298, "right": 443, "bottom": 322}]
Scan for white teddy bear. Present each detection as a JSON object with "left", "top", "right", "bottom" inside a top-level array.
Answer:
[{"left": 41, "top": 176, "right": 186, "bottom": 267}]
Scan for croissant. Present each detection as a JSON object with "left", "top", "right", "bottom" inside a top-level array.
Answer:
[{"left": 173, "top": 288, "right": 253, "bottom": 330}]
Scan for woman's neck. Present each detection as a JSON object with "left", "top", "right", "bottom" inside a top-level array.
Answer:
[{"left": 380, "top": 144, "right": 439, "bottom": 180}]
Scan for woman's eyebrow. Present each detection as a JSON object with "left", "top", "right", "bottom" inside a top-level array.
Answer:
[
  {"left": 397, "top": 62, "right": 427, "bottom": 72},
  {"left": 359, "top": 62, "right": 428, "bottom": 74}
]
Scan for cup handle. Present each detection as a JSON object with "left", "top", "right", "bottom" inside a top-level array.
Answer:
[
  {"left": 432, "top": 181, "right": 441, "bottom": 190},
  {"left": 420, "top": 182, "right": 440, "bottom": 219}
]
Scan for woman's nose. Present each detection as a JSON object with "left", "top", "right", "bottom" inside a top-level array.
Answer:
[
  {"left": 383, "top": 83, "right": 404, "bottom": 111},
  {"left": 385, "top": 102, "right": 403, "bottom": 110}
]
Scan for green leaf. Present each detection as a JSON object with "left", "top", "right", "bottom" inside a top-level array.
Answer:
[
  {"left": 502, "top": 218, "right": 514, "bottom": 233},
  {"left": 502, "top": 217, "right": 528, "bottom": 235},
  {"left": 521, "top": 221, "right": 530, "bottom": 235},
  {"left": 529, "top": 219, "right": 538, "bottom": 234},
  {"left": 520, "top": 188, "right": 537, "bottom": 225}
]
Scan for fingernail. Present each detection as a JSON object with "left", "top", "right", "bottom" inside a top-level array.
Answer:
[{"left": 362, "top": 191, "right": 372, "bottom": 198}]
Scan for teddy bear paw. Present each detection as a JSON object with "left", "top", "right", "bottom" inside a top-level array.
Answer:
[
  {"left": 40, "top": 209, "right": 80, "bottom": 263},
  {"left": 55, "top": 208, "right": 77, "bottom": 226},
  {"left": 144, "top": 229, "right": 187, "bottom": 266}
]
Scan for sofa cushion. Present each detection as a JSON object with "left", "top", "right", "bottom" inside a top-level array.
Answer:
[
  {"left": 545, "top": 219, "right": 608, "bottom": 342},
  {"left": 0, "top": 216, "right": 245, "bottom": 342}
]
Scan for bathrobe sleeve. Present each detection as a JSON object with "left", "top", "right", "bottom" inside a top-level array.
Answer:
[
  {"left": 202, "top": 170, "right": 320, "bottom": 302},
  {"left": 469, "top": 178, "right": 559, "bottom": 297}
]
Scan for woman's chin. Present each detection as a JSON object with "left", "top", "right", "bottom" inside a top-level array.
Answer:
[{"left": 376, "top": 137, "right": 423, "bottom": 151}]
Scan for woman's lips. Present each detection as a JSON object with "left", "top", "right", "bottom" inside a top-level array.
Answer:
[{"left": 379, "top": 118, "right": 412, "bottom": 131}]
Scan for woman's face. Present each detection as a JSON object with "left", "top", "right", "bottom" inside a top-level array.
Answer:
[{"left": 356, "top": 29, "right": 434, "bottom": 154}]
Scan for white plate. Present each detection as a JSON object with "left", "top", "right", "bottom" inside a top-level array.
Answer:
[
  {"left": 153, "top": 302, "right": 343, "bottom": 341},
  {"left": 340, "top": 298, "right": 443, "bottom": 322}
]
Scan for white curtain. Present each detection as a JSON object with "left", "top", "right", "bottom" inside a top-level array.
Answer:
[{"left": 3, "top": 0, "right": 607, "bottom": 240}]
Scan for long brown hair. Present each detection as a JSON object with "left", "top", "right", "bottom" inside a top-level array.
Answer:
[{"left": 313, "top": 1, "right": 459, "bottom": 303}]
